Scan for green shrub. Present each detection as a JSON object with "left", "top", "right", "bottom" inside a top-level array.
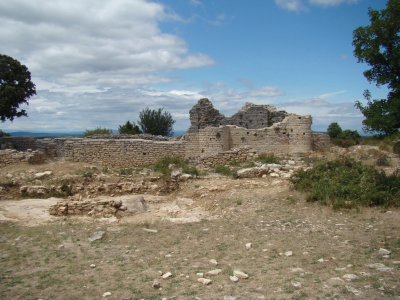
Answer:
[
  {"left": 83, "top": 127, "right": 112, "bottom": 137},
  {"left": 327, "top": 122, "right": 342, "bottom": 138},
  {"left": 257, "top": 153, "right": 280, "bottom": 164},
  {"left": 394, "top": 141, "right": 400, "bottom": 155},
  {"left": 214, "top": 165, "right": 237, "bottom": 178},
  {"left": 119, "top": 121, "right": 141, "bottom": 135},
  {"left": 0, "top": 129, "right": 10, "bottom": 137},
  {"left": 154, "top": 156, "right": 198, "bottom": 176},
  {"left": 291, "top": 157, "right": 400, "bottom": 208}
]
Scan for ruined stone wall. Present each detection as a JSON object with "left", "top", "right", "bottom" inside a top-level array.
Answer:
[
  {"left": 60, "top": 138, "right": 184, "bottom": 167},
  {"left": 0, "top": 149, "right": 46, "bottom": 168},
  {"left": 312, "top": 133, "right": 331, "bottom": 151}
]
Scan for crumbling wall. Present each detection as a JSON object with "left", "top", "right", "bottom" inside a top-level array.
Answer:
[{"left": 0, "top": 149, "right": 46, "bottom": 168}]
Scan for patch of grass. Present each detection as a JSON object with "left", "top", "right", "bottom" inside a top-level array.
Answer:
[
  {"left": 214, "top": 165, "right": 236, "bottom": 178},
  {"left": 83, "top": 127, "right": 112, "bottom": 137},
  {"left": 81, "top": 170, "right": 93, "bottom": 178},
  {"left": 117, "top": 168, "right": 135, "bottom": 176},
  {"left": 291, "top": 157, "right": 400, "bottom": 209},
  {"left": 154, "top": 156, "right": 198, "bottom": 177},
  {"left": 257, "top": 153, "right": 280, "bottom": 164}
]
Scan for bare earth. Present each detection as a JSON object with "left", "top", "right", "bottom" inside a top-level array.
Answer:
[{"left": 0, "top": 160, "right": 399, "bottom": 300}]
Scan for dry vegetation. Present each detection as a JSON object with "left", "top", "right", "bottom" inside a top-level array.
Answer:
[{"left": 0, "top": 145, "right": 399, "bottom": 300}]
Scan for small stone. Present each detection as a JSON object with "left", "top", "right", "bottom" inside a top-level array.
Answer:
[
  {"left": 345, "top": 285, "right": 362, "bottom": 296},
  {"left": 367, "top": 263, "right": 393, "bottom": 272},
  {"left": 392, "top": 261, "right": 400, "bottom": 265},
  {"left": 143, "top": 228, "right": 158, "bottom": 233},
  {"left": 102, "top": 292, "right": 112, "bottom": 298},
  {"left": 162, "top": 272, "right": 173, "bottom": 279},
  {"left": 327, "top": 277, "right": 345, "bottom": 286},
  {"left": 88, "top": 231, "right": 105, "bottom": 242},
  {"left": 206, "top": 269, "right": 222, "bottom": 276},
  {"left": 197, "top": 278, "right": 212, "bottom": 285},
  {"left": 152, "top": 280, "right": 161, "bottom": 289},
  {"left": 342, "top": 274, "right": 358, "bottom": 281},
  {"left": 290, "top": 267, "right": 304, "bottom": 273},
  {"left": 209, "top": 259, "right": 218, "bottom": 265},
  {"left": 378, "top": 248, "right": 391, "bottom": 256},
  {"left": 233, "top": 270, "right": 249, "bottom": 279},
  {"left": 196, "top": 272, "right": 204, "bottom": 278},
  {"left": 245, "top": 243, "right": 252, "bottom": 249},
  {"left": 224, "top": 296, "right": 236, "bottom": 300},
  {"left": 90, "top": 264, "right": 96, "bottom": 268},
  {"left": 284, "top": 251, "right": 293, "bottom": 257},
  {"left": 230, "top": 275, "right": 239, "bottom": 282},
  {"left": 291, "top": 281, "right": 302, "bottom": 288},
  {"left": 317, "top": 258, "right": 325, "bottom": 263}
]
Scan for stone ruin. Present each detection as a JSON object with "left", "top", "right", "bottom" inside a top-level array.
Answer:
[{"left": 0, "top": 99, "right": 331, "bottom": 168}]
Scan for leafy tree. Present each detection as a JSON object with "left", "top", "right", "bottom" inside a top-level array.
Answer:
[
  {"left": 327, "top": 122, "right": 342, "bottom": 138},
  {"left": 0, "top": 54, "right": 36, "bottom": 122},
  {"left": 83, "top": 127, "right": 112, "bottom": 137},
  {"left": 118, "top": 121, "right": 141, "bottom": 135},
  {"left": 138, "top": 107, "right": 175, "bottom": 136},
  {"left": 352, "top": 0, "right": 400, "bottom": 135}
]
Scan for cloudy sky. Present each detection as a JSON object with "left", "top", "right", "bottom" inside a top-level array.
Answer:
[{"left": 0, "top": 0, "right": 388, "bottom": 133}]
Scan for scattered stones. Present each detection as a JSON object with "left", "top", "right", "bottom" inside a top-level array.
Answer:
[
  {"left": 345, "top": 285, "right": 362, "bottom": 296},
  {"left": 162, "top": 272, "right": 173, "bottom": 279},
  {"left": 233, "top": 270, "right": 249, "bottom": 279},
  {"left": 197, "top": 278, "right": 212, "bottom": 285},
  {"left": 102, "top": 292, "right": 112, "bottom": 298},
  {"left": 230, "top": 275, "right": 239, "bottom": 283},
  {"left": 291, "top": 281, "right": 302, "bottom": 288},
  {"left": 367, "top": 263, "right": 393, "bottom": 272},
  {"left": 88, "top": 231, "right": 105, "bottom": 242},
  {"left": 342, "top": 274, "right": 358, "bottom": 281},
  {"left": 152, "top": 280, "right": 161, "bottom": 289},
  {"left": 90, "top": 264, "right": 96, "bottom": 268},
  {"left": 206, "top": 269, "right": 222, "bottom": 276},
  {"left": 245, "top": 242, "right": 252, "bottom": 249}
]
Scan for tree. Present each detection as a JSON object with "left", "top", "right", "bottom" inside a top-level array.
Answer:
[
  {"left": 352, "top": 0, "right": 400, "bottom": 135},
  {"left": 327, "top": 122, "right": 342, "bottom": 138},
  {"left": 118, "top": 121, "right": 141, "bottom": 135},
  {"left": 138, "top": 107, "right": 175, "bottom": 136},
  {"left": 0, "top": 54, "right": 36, "bottom": 122}
]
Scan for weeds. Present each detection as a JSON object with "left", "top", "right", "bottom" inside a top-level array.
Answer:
[
  {"left": 291, "top": 157, "right": 400, "bottom": 208},
  {"left": 214, "top": 165, "right": 237, "bottom": 178},
  {"left": 257, "top": 153, "right": 280, "bottom": 164},
  {"left": 154, "top": 156, "right": 199, "bottom": 177}
]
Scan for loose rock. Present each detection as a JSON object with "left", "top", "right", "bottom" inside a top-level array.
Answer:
[
  {"left": 233, "top": 270, "right": 249, "bottom": 279},
  {"left": 197, "top": 278, "right": 212, "bottom": 285}
]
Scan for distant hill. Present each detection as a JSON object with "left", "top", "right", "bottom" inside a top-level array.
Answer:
[{"left": 7, "top": 131, "right": 83, "bottom": 138}]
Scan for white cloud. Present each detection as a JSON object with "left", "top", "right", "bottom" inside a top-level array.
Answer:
[
  {"left": 275, "top": 0, "right": 358, "bottom": 11},
  {"left": 275, "top": 0, "right": 305, "bottom": 12},
  {"left": 0, "top": 0, "right": 213, "bottom": 90}
]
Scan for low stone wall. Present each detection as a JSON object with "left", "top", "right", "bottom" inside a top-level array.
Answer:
[
  {"left": 0, "top": 149, "right": 46, "bottom": 168},
  {"left": 60, "top": 138, "right": 185, "bottom": 167},
  {"left": 195, "top": 147, "right": 257, "bottom": 167}
]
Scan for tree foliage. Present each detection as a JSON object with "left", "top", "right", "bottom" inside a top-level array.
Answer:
[
  {"left": 327, "top": 122, "right": 342, "bottom": 138},
  {"left": 118, "top": 121, "right": 141, "bottom": 135},
  {"left": 138, "top": 107, "right": 175, "bottom": 136},
  {"left": 352, "top": 0, "right": 400, "bottom": 135},
  {"left": 0, "top": 54, "right": 36, "bottom": 122}
]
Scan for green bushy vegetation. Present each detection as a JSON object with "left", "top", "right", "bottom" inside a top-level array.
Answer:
[
  {"left": 327, "top": 122, "right": 361, "bottom": 148},
  {"left": 154, "top": 156, "right": 199, "bottom": 177},
  {"left": 257, "top": 153, "right": 281, "bottom": 164},
  {"left": 83, "top": 127, "right": 112, "bottom": 137},
  {"left": 118, "top": 121, "right": 141, "bottom": 135},
  {"left": 291, "top": 157, "right": 400, "bottom": 209},
  {"left": 214, "top": 165, "right": 237, "bottom": 178}
]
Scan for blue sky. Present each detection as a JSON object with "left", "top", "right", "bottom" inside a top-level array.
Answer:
[{"left": 0, "top": 0, "right": 388, "bottom": 133}]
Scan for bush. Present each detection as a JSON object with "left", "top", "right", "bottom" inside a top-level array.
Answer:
[
  {"left": 331, "top": 129, "right": 361, "bottom": 148},
  {"left": 214, "top": 165, "right": 237, "bottom": 178},
  {"left": 138, "top": 107, "right": 175, "bottom": 136},
  {"left": 83, "top": 127, "right": 112, "bottom": 137},
  {"left": 0, "top": 129, "right": 10, "bottom": 137},
  {"left": 154, "top": 156, "right": 198, "bottom": 177},
  {"left": 257, "top": 153, "right": 280, "bottom": 164},
  {"left": 376, "top": 155, "right": 390, "bottom": 166},
  {"left": 394, "top": 141, "right": 400, "bottom": 155},
  {"left": 291, "top": 157, "right": 400, "bottom": 208},
  {"left": 327, "top": 122, "right": 342, "bottom": 138},
  {"left": 119, "top": 121, "right": 141, "bottom": 135}
]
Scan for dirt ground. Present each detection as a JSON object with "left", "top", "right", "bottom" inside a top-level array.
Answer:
[{"left": 0, "top": 157, "right": 400, "bottom": 300}]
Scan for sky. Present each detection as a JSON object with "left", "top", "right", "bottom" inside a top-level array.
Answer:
[{"left": 0, "top": 0, "right": 389, "bottom": 133}]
